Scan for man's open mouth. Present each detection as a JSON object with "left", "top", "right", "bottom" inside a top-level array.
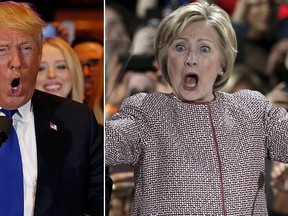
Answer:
[{"left": 11, "top": 78, "right": 20, "bottom": 90}]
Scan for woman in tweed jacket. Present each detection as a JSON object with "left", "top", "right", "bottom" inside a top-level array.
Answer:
[{"left": 106, "top": 1, "right": 287, "bottom": 215}]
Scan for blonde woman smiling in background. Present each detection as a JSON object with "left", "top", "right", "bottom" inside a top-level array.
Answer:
[{"left": 36, "top": 37, "right": 84, "bottom": 102}]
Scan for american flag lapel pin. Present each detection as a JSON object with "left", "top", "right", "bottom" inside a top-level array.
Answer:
[{"left": 49, "top": 122, "right": 58, "bottom": 131}]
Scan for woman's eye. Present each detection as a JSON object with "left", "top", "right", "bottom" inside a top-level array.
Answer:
[
  {"left": 200, "top": 46, "right": 210, "bottom": 53},
  {"left": 38, "top": 65, "right": 47, "bottom": 72},
  {"left": 175, "top": 44, "right": 186, "bottom": 52},
  {"left": 56, "top": 64, "right": 68, "bottom": 70}
]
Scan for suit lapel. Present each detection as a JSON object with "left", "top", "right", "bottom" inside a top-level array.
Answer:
[{"left": 32, "top": 90, "right": 67, "bottom": 215}]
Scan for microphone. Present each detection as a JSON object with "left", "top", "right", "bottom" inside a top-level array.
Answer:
[{"left": 0, "top": 116, "right": 12, "bottom": 146}]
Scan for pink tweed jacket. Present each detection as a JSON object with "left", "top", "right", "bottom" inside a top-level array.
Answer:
[{"left": 106, "top": 89, "right": 288, "bottom": 215}]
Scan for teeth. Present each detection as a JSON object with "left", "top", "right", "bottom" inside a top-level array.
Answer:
[{"left": 45, "top": 84, "right": 61, "bottom": 91}]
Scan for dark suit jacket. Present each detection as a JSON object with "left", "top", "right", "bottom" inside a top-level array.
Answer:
[{"left": 31, "top": 90, "right": 103, "bottom": 216}]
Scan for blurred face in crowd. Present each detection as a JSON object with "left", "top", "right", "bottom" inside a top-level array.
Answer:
[
  {"left": 73, "top": 42, "right": 103, "bottom": 99},
  {"left": 132, "top": 26, "right": 157, "bottom": 55},
  {"left": 36, "top": 43, "right": 72, "bottom": 98},
  {"left": 246, "top": 0, "right": 273, "bottom": 35},
  {"left": 0, "top": 28, "right": 41, "bottom": 110},
  {"left": 127, "top": 73, "right": 156, "bottom": 96},
  {"left": 167, "top": 21, "right": 222, "bottom": 102},
  {"left": 105, "top": 6, "right": 129, "bottom": 40}
]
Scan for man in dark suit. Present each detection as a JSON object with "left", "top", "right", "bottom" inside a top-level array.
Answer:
[{"left": 0, "top": 1, "right": 103, "bottom": 215}]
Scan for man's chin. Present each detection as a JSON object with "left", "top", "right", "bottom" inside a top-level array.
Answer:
[{"left": 4, "top": 95, "right": 31, "bottom": 110}]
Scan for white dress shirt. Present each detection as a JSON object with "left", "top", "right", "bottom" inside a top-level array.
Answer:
[{"left": 1, "top": 100, "right": 37, "bottom": 216}]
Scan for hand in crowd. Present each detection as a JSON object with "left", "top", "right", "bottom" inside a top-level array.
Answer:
[
  {"left": 266, "top": 82, "right": 288, "bottom": 110},
  {"left": 51, "top": 21, "right": 70, "bottom": 43},
  {"left": 271, "top": 161, "right": 288, "bottom": 193},
  {"left": 231, "top": 0, "right": 250, "bottom": 23},
  {"left": 266, "top": 39, "right": 288, "bottom": 77}
]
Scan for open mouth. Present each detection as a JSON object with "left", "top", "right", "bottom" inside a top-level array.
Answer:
[
  {"left": 10, "top": 77, "right": 21, "bottom": 96},
  {"left": 11, "top": 78, "right": 20, "bottom": 90},
  {"left": 184, "top": 74, "right": 198, "bottom": 89}
]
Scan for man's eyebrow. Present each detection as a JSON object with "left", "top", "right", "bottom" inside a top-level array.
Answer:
[
  {"left": 19, "top": 41, "right": 35, "bottom": 46},
  {"left": 0, "top": 42, "right": 10, "bottom": 46}
]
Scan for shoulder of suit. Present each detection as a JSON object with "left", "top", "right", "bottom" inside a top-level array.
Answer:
[{"left": 32, "top": 90, "right": 89, "bottom": 111}]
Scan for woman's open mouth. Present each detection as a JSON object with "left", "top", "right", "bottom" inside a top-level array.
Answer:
[{"left": 184, "top": 74, "right": 198, "bottom": 90}]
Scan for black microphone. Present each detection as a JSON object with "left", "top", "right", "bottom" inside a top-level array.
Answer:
[{"left": 0, "top": 116, "right": 12, "bottom": 146}]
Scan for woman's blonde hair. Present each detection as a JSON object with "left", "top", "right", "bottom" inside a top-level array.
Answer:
[
  {"left": 154, "top": 1, "right": 238, "bottom": 91},
  {"left": 43, "top": 37, "right": 84, "bottom": 103}
]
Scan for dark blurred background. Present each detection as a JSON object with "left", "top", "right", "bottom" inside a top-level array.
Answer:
[{"left": 6, "top": 0, "right": 104, "bottom": 42}]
